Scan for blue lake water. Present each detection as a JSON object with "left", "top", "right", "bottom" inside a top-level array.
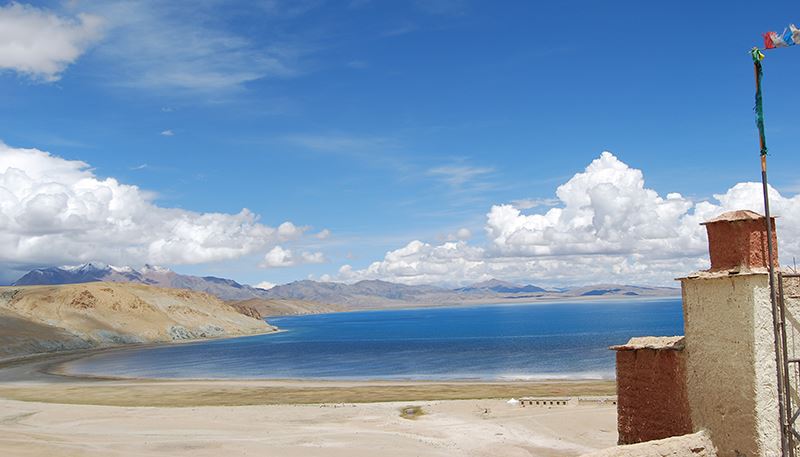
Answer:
[{"left": 64, "top": 298, "right": 683, "bottom": 380}]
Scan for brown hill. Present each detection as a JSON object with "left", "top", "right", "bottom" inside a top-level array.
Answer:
[
  {"left": 228, "top": 298, "right": 346, "bottom": 318},
  {"left": 0, "top": 282, "right": 275, "bottom": 360}
]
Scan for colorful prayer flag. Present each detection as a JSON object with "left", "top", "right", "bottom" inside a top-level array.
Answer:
[{"left": 763, "top": 24, "right": 800, "bottom": 49}]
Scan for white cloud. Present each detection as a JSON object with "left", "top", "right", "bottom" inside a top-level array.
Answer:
[
  {"left": 0, "top": 141, "right": 305, "bottom": 273},
  {"left": 81, "top": 2, "right": 303, "bottom": 92},
  {"left": 510, "top": 197, "right": 559, "bottom": 210},
  {"left": 254, "top": 281, "right": 276, "bottom": 290},
  {"left": 160, "top": 129, "right": 174, "bottom": 137},
  {"left": 277, "top": 221, "right": 304, "bottom": 238},
  {"left": 339, "top": 240, "right": 489, "bottom": 285},
  {"left": 262, "top": 246, "right": 294, "bottom": 267},
  {"left": 301, "top": 251, "right": 326, "bottom": 264},
  {"left": 260, "top": 245, "right": 325, "bottom": 268},
  {"left": 485, "top": 152, "right": 701, "bottom": 258},
  {"left": 443, "top": 227, "right": 472, "bottom": 241},
  {"left": 316, "top": 228, "right": 331, "bottom": 239},
  {"left": 0, "top": 3, "right": 104, "bottom": 81},
  {"left": 336, "top": 151, "right": 800, "bottom": 286},
  {"left": 428, "top": 165, "right": 493, "bottom": 188}
]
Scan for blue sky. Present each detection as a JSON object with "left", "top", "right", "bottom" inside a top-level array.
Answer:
[{"left": 1, "top": 1, "right": 800, "bottom": 287}]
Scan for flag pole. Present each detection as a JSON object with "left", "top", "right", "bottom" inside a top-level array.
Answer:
[{"left": 751, "top": 47, "right": 791, "bottom": 456}]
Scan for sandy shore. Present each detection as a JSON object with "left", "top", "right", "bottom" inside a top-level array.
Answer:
[
  {"left": 0, "top": 397, "right": 616, "bottom": 457},
  {"left": 0, "top": 348, "right": 618, "bottom": 456}
]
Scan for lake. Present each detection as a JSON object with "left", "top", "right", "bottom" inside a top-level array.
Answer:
[{"left": 63, "top": 297, "right": 683, "bottom": 380}]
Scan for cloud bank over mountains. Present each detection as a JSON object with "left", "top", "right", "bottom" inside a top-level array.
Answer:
[
  {"left": 261, "top": 245, "right": 325, "bottom": 268},
  {"left": 338, "top": 152, "right": 800, "bottom": 286},
  {"left": 3, "top": 141, "right": 799, "bottom": 288},
  {"left": 0, "top": 142, "right": 307, "bottom": 276}
]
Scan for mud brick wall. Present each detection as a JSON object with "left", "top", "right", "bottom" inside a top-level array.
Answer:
[
  {"left": 615, "top": 347, "right": 692, "bottom": 444},
  {"left": 703, "top": 212, "right": 778, "bottom": 271}
]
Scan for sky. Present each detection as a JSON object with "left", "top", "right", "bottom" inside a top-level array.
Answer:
[{"left": 1, "top": 0, "right": 800, "bottom": 288}]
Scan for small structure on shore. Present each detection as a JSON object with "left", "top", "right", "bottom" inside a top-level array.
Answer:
[
  {"left": 518, "top": 396, "right": 575, "bottom": 407},
  {"left": 515, "top": 396, "right": 616, "bottom": 408}
]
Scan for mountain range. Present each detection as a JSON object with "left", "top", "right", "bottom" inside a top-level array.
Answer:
[
  {"left": 14, "top": 263, "right": 270, "bottom": 301},
  {"left": 12, "top": 263, "right": 680, "bottom": 307}
]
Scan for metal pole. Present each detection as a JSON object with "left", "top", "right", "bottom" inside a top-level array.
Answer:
[
  {"left": 779, "top": 272, "right": 796, "bottom": 456},
  {"left": 753, "top": 50, "right": 790, "bottom": 455},
  {"left": 764, "top": 153, "right": 790, "bottom": 456}
]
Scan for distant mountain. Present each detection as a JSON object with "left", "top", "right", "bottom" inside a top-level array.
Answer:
[
  {"left": 263, "top": 279, "right": 449, "bottom": 307},
  {"left": 13, "top": 263, "right": 269, "bottom": 301},
  {"left": 566, "top": 284, "right": 677, "bottom": 297},
  {"left": 13, "top": 264, "right": 680, "bottom": 307},
  {"left": 262, "top": 279, "right": 678, "bottom": 308},
  {"left": 14, "top": 262, "right": 141, "bottom": 286},
  {"left": 456, "top": 278, "right": 547, "bottom": 294}
]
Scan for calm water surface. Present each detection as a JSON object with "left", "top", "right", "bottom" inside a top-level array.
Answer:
[{"left": 65, "top": 298, "right": 683, "bottom": 380}]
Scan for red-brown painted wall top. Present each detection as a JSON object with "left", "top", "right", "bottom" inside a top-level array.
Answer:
[{"left": 701, "top": 210, "right": 778, "bottom": 271}]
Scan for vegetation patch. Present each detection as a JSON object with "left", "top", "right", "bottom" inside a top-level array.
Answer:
[{"left": 399, "top": 405, "right": 425, "bottom": 420}]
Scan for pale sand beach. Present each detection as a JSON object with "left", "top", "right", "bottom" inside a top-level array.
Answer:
[
  {"left": 0, "top": 397, "right": 616, "bottom": 457},
  {"left": 0, "top": 349, "right": 618, "bottom": 456}
]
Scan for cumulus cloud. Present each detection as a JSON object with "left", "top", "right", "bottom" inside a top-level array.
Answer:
[
  {"left": 443, "top": 227, "right": 471, "bottom": 241},
  {"left": 485, "top": 152, "right": 702, "bottom": 258},
  {"left": 160, "top": 129, "right": 174, "bottom": 136},
  {"left": 315, "top": 228, "right": 331, "bottom": 239},
  {"left": 0, "top": 2, "right": 104, "bottom": 81},
  {"left": 337, "top": 152, "right": 800, "bottom": 286},
  {"left": 254, "top": 281, "right": 276, "bottom": 290},
  {"left": 260, "top": 245, "right": 325, "bottom": 268},
  {"left": 339, "top": 240, "right": 488, "bottom": 285},
  {"left": 0, "top": 142, "right": 304, "bottom": 274},
  {"left": 277, "top": 222, "right": 303, "bottom": 239},
  {"left": 261, "top": 246, "right": 293, "bottom": 267}
]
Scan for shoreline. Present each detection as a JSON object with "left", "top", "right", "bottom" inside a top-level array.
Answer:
[
  {"left": 0, "top": 294, "right": 678, "bottom": 382},
  {"left": 0, "top": 293, "right": 679, "bottom": 366},
  {"left": 0, "top": 301, "right": 620, "bottom": 456},
  {"left": 0, "top": 325, "right": 283, "bottom": 368},
  {"left": 0, "top": 296, "right": 654, "bottom": 408},
  {"left": 0, "top": 346, "right": 616, "bottom": 407}
]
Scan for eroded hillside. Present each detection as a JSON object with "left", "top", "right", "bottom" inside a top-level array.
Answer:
[{"left": 0, "top": 282, "right": 275, "bottom": 360}]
